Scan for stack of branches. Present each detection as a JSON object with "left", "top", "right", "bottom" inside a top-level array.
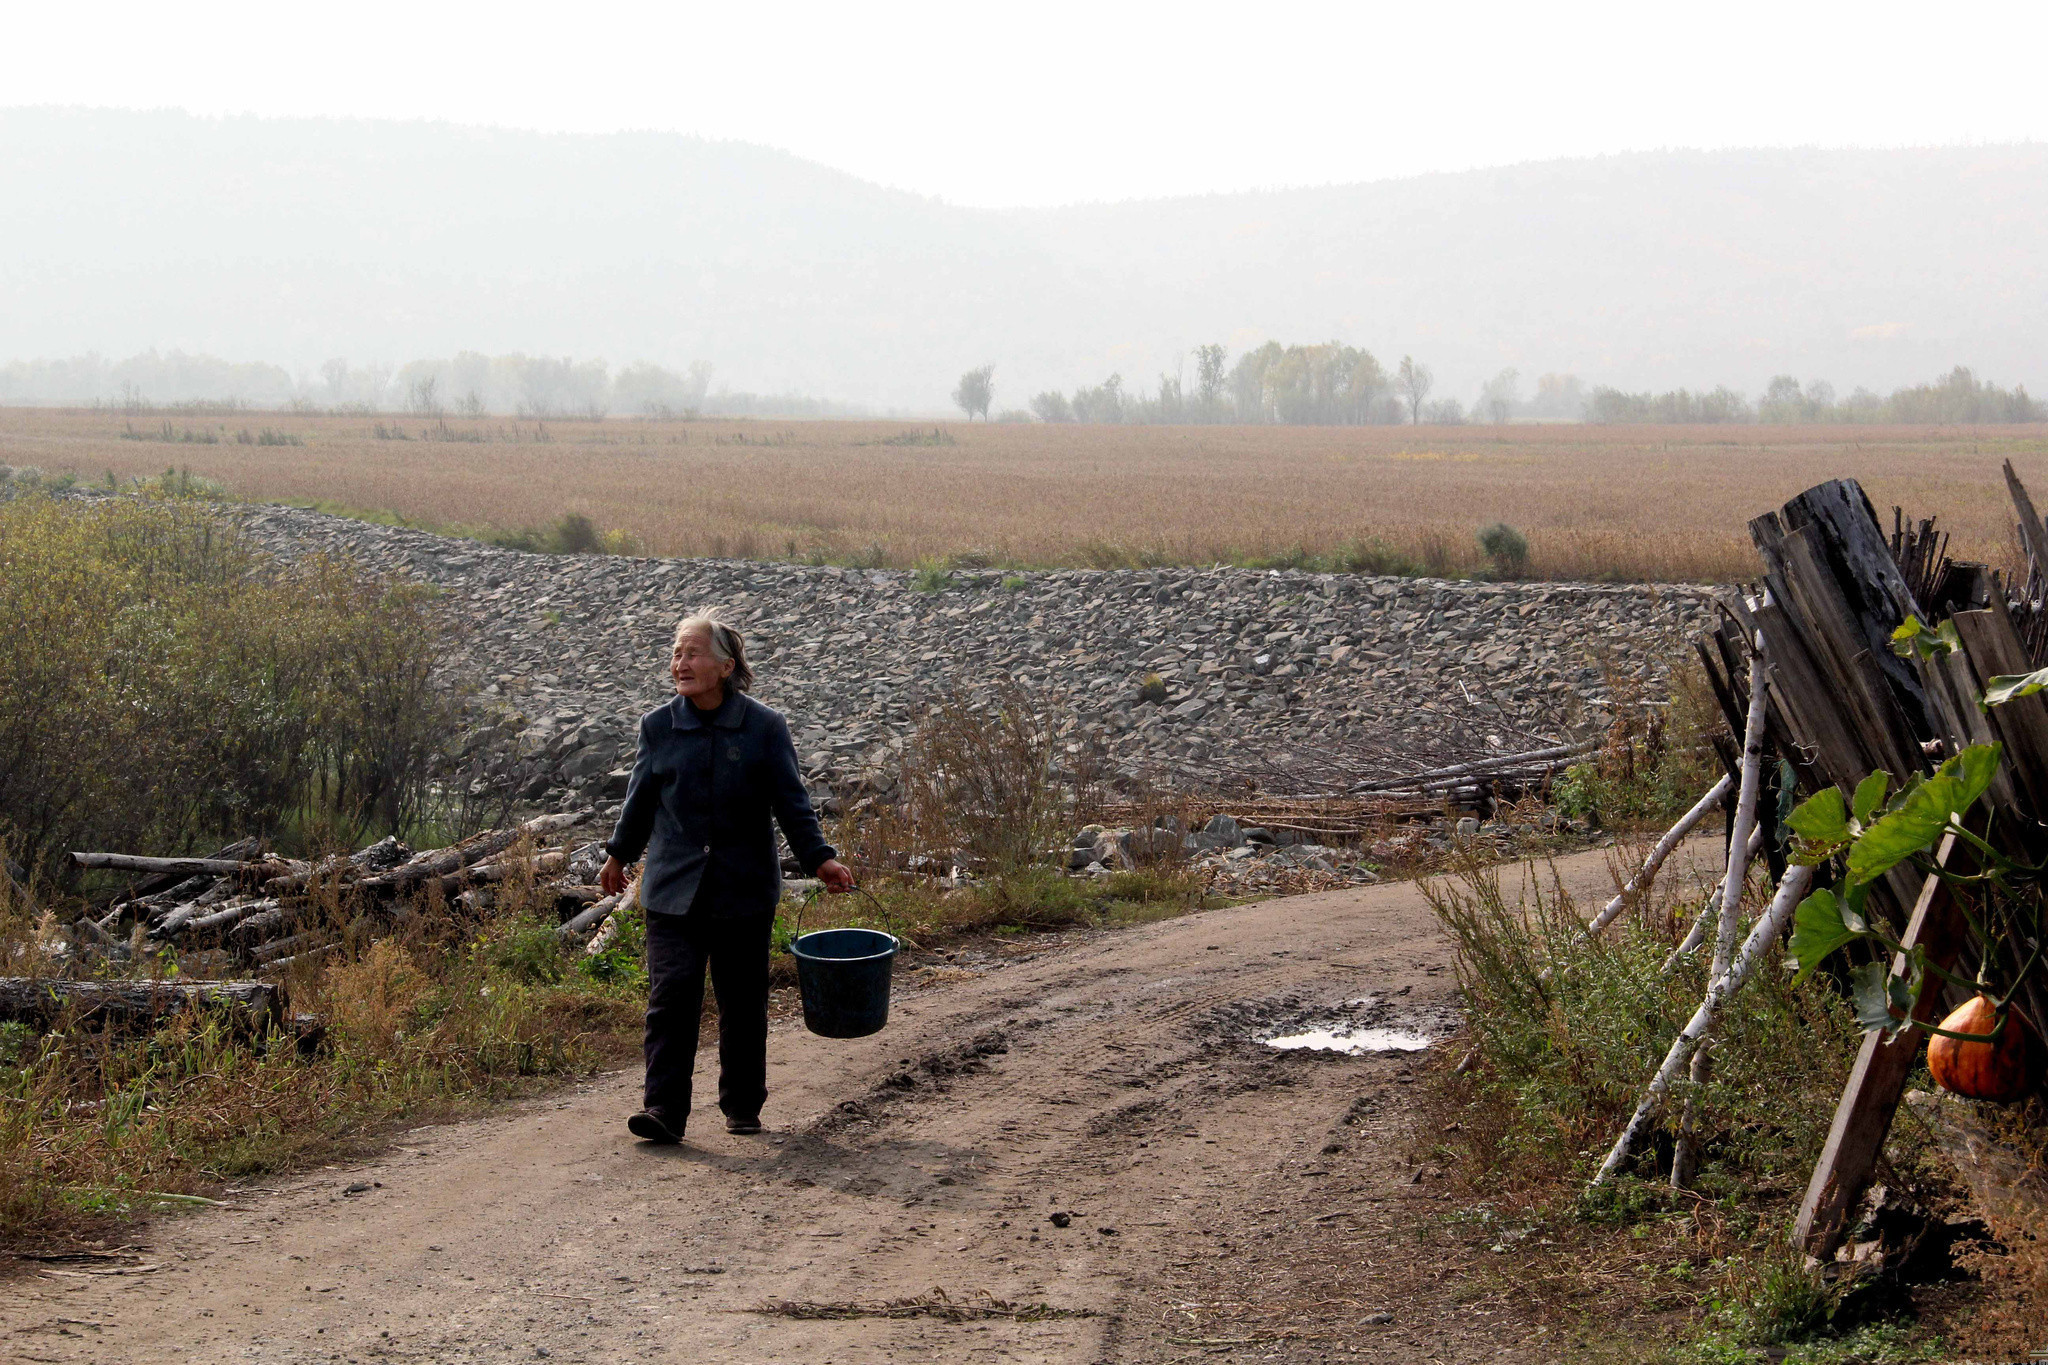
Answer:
[{"left": 9, "top": 809, "right": 639, "bottom": 1028}]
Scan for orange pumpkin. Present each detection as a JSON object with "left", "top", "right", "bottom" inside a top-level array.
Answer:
[{"left": 1927, "top": 994, "right": 2041, "bottom": 1103}]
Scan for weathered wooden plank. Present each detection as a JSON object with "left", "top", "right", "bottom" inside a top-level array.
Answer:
[
  {"left": 2003, "top": 459, "right": 2048, "bottom": 590},
  {"left": 1795, "top": 830, "right": 1972, "bottom": 1256},
  {"left": 1950, "top": 608, "right": 2048, "bottom": 831},
  {"left": 1778, "top": 526, "right": 1927, "bottom": 779},
  {"left": 1752, "top": 598, "right": 1872, "bottom": 792},
  {"left": 1777, "top": 478, "right": 1932, "bottom": 734}
]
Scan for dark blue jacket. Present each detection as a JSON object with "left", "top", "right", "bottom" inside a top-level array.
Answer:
[{"left": 604, "top": 691, "right": 836, "bottom": 918}]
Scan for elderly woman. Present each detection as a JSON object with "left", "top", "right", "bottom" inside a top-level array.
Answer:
[{"left": 598, "top": 612, "right": 853, "bottom": 1144}]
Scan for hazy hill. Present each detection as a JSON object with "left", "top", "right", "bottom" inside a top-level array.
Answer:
[{"left": 4, "top": 107, "right": 2044, "bottom": 409}]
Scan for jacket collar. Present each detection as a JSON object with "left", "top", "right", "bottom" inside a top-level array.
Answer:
[{"left": 670, "top": 690, "right": 746, "bottom": 731}]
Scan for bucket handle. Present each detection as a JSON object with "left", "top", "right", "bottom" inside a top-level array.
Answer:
[{"left": 791, "top": 881, "right": 888, "bottom": 941}]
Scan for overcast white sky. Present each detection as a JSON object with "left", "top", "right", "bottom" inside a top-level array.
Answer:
[{"left": 8, "top": 0, "right": 2047, "bottom": 206}]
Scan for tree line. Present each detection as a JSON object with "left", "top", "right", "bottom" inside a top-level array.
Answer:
[
  {"left": 1585, "top": 368, "right": 2043, "bottom": 425},
  {"left": 0, "top": 351, "right": 876, "bottom": 420},
  {"left": 956, "top": 348, "right": 2044, "bottom": 427}
]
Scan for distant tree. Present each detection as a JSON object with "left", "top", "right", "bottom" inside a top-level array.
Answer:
[
  {"left": 321, "top": 358, "right": 350, "bottom": 404},
  {"left": 1397, "top": 356, "right": 1434, "bottom": 424},
  {"left": 1759, "top": 374, "right": 1806, "bottom": 422},
  {"left": 1070, "top": 374, "right": 1125, "bottom": 424},
  {"left": 952, "top": 365, "right": 995, "bottom": 421},
  {"left": 1194, "top": 344, "right": 1228, "bottom": 416},
  {"left": 1529, "top": 373, "right": 1586, "bottom": 420},
  {"left": 407, "top": 373, "right": 442, "bottom": 418},
  {"left": 1478, "top": 368, "right": 1520, "bottom": 423},
  {"left": 1029, "top": 390, "right": 1074, "bottom": 422}
]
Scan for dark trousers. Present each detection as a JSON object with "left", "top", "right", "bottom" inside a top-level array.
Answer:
[{"left": 643, "top": 911, "right": 772, "bottom": 1123}]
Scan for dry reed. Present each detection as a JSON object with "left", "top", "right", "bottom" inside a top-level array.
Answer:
[{"left": 8, "top": 408, "right": 2046, "bottom": 582}]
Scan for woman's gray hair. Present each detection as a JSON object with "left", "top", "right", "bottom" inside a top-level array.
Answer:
[{"left": 672, "top": 611, "right": 754, "bottom": 693}]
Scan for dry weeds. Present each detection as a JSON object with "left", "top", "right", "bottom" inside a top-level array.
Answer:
[{"left": 6, "top": 408, "right": 2046, "bottom": 581}]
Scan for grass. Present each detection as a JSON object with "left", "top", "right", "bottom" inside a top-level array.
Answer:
[
  {"left": 0, "top": 868, "right": 643, "bottom": 1246},
  {"left": 1412, "top": 851, "right": 1999, "bottom": 1361},
  {"left": 8, "top": 408, "right": 2047, "bottom": 581}
]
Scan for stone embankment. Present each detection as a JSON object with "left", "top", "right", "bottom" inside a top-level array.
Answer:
[{"left": 229, "top": 503, "right": 1716, "bottom": 817}]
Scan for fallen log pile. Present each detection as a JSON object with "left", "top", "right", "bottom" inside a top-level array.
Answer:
[
  {"left": 51, "top": 809, "right": 611, "bottom": 984},
  {"left": 0, "top": 977, "right": 282, "bottom": 1031}
]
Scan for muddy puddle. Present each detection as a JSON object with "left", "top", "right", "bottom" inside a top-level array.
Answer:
[
  {"left": 1202, "top": 989, "right": 1459, "bottom": 1056},
  {"left": 1264, "top": 1024, "right": 1432, "bottom": 1054}
]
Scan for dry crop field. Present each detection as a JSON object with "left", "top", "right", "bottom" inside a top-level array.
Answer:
[{"left": 5, "top": 407, "right": 2046, "bottom": 581}]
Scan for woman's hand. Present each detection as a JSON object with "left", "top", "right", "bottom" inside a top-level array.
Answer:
[
  {"left": 816, "top": 858, "right": 856, "bottom": 893},
  {"left": 599, "top": 855, "right": 627, "bottom": 897}
]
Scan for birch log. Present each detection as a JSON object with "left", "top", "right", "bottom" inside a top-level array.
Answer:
[
  {"left": 1586, "top": 774, "right": 1735, "bottom": 936},
  {"left": 1593, "top": 863, "right": 1814, "bottom": 1185},
  {"left": 1715, "top": 634, "right": 1771, "bottom": 983},
  {"left": 1662, "top": 824, "right": 1765, "bottom": 971}
]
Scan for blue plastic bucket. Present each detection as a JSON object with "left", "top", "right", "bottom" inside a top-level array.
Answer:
[{"left": 788, "top": 893, "right": 898, "bottom": 1038}]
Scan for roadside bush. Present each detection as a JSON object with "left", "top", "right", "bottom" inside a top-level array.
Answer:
[
  {"left": 1334, "top": 537, "right": 1421, "bottom": 576},
  {"left": 0, "top": 492, "right": 467, "bottom": 880},
  {"left": 1552, "top": 655, "right": 1722, "bottom": 830},
  {"left": 484, "top": 511, "right": 638, "bottom": 556},
  {"left": 1478, "top": 522, "right": 1530, "bottom": 577},
  {"left": 1425, "top": 859, "right": 1861, "bottom": 1186},
  {"left": 896, "top": 684, "right": 1068, "bottom": 875}
]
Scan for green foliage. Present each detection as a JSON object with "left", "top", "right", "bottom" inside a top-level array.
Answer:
[
  {"left": 484, "top": 512, "right": 637, "bottom": 556},
  {"left": 1783, "top": 742, "right": 2035, "bottom": 1041},
  {"left": 482, "top": 918, "right": 569, "bottom": 986},
  {"left": 1426, "top": 862, "right": 1861, "bottom": 1183},
  {"left": 912, "top": 558, "right": 954, "bottom": 593},
  {"left": 0, "top": 493, "right": 468, "bottom": 878},
  {"left": 1332, "top": 537, "right": 1422, "bottom": 576},
  {"left": 1477, "top": 522, "right": 1529, "bottom": 577},
  {"left": 880, "top": 426, "right": 958, "bottom": 447},
  {"left": 580, "top": 901, "right": 647, "bottom": 988},
  {"left": 1001, "top": 574, "right": 1028, "bottom": 592},
  {"left": 1136, "top": 673, "right": 1169, "bottom": 704}
]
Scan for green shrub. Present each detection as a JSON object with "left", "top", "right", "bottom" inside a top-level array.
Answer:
[
  {"left": 912, "top": 558, "right": 954, "bottom": 593},
  {"left": 0, "top": 493, "right": 466, "bottom": 879},
  {"left": 1137, "top": 673, "right": 1169, "bottom": 704},
  {"left": 551, "top": 511, "right": 602, "bottom": 554},
  {"left": 1334, "top": 538, "right": 1421, "bottom": 576},
  {"left": 483, "top": 512, "right": 636, "bottom": 556},
  {"left": 1425, "top": 860, "right": 1861, "bottom": 1185},
  {"left": 1478, "top": 522, "right": 1530, "bottom": 577},
  {"left": 580, "top": 902, "right": 647, "bottom": 988}
]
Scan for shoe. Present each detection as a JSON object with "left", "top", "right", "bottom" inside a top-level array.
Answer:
[
  {"left": 628, "top": 1109, "right": 682, "bottom": 1144},
  {"left": 724, "top": 1114, "right": 763, "bottom": 1135}
]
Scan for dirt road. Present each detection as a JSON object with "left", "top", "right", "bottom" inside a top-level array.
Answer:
[{"left": 2, "top": 842, "right": 1717, "bottom": 1364}]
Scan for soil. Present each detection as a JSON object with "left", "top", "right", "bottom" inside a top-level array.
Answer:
[{"left": 0, "top": 841, "right": 1721, "bottom": 1364}]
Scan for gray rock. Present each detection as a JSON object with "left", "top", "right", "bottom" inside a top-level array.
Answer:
[{"left": 1200, "top": 813, "right": 1245, "bottom": 848}]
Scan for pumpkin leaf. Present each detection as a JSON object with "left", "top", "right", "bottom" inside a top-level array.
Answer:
[
  {"left": 1845, "top": 745, "right": 2001, "bottom": 884},
  {"left": 1848, "top": 961, "right": 1915, "bottom": 1038},
  {"left": 1788, "top": 787, "right": 1851, "bottom": 853},
  {"left": 1852, "top": 771, "right": 1890, "bottom": 827},
  {"left": 1954, "top": 742, "right": 2002, "bottom": 811},
  {"left": 1789, "top": 888, "right": 1859, "bottom": 984},
  {"left": 1893, "top": 616, "right": 1962, "bottom": 661},
  {"left": 1984, "top": 668, "right": 2048, "bottom": 708}
]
